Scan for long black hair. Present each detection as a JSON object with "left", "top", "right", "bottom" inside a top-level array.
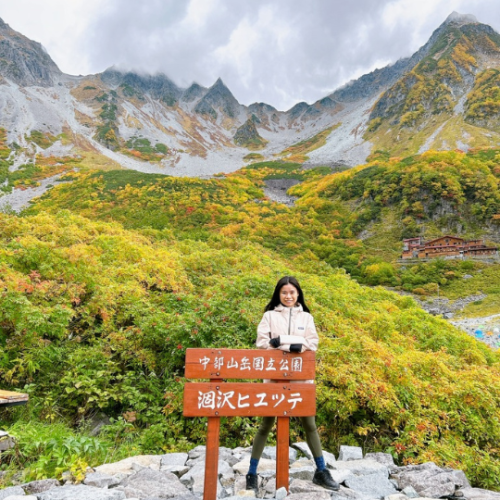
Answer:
[{"left": 264, "top": 276, "right": 310, "bottom": 312}]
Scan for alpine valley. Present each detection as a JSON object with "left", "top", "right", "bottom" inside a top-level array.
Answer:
[
  {"left": 2, "top": 11, "right": 500, "bottom": 175},
  {"left": 2, "top": 11, "right": 500, "bottom": 496}
]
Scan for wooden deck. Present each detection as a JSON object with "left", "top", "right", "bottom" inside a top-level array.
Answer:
[{"left": 0, "top": 390, "right": 29, "bottom": 407}]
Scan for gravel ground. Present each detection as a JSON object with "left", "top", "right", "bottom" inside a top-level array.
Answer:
[{"left": 0, "top": 174, "right": 66, "bottom": 212}]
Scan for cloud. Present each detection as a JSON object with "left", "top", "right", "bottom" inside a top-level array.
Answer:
[{"left": 3, "top": 0, "right": 500, "bottom": 110}]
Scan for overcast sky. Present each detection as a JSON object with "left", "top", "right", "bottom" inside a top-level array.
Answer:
[{"left": 1, "top": 0, "right": 500, "bottom": 111}]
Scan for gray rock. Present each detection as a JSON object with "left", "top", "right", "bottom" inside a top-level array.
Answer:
[
  {"left": 339, "top": 446, "right": 363, "bottom": 461},
  {"left": 262, "top": 445, "right": 297, "bottom": 464},
  {"left": 331, "top": 485, "right": 373, "bottom": 500},
  {"left": 289, "top": 465, "right": 315, "bottom": 481},
  {"left": 364, "top": 453, "right": 394, "bottom": 466},
  {"left": 275, "top": 486, "right": 288, "bottom": 500},
  {"left": 37, "top": 484, "right": 126, "bottom": 500},
  {"left": 292, "top": 442, "right": 313, "bottom": 459},
  {"left": 261, "top": 475, "right": 275, "bottom": 498},
  {"left": 22, "top": 479, "right": 60, "bottom": 494},
  {"left": 83, "top": 472, "right": 124, "bottom": 488},
  {"left": 450, "top": 469, "right": 471, "bottom": 489},
  {"left": 160, "top": 465, "right": 190, "bottom": 477},
  {"left": 288, "top": 492, "right": 332, "bottom": 500},
  {"left": 401, "top": 486, "right": 419, "bottom": 498},
  {"left": 391, "top": 462, "right": 467, "bottom": 498},
  {"left": 4, "top": 496, "right": 37, "bottom": 500},
  {"left": 331, "top": 469, "right": 355, "bottom": 484},
  {"left": 119, "top": 468, "right": 191, "bottom": 498},
  {"left": 0, "top": 487, "right": 25, "bottom": 500},
  {"left": 324, "top": 450, "right": 337, "bottom": 467},
  {"left": 289, "top": 478, "right": 330, "bottom": 494},
  {"left": 217, "top": 495, "right": 257, "bottom": 500},
  {"left": 463, "top": 275, "right": 473, "bottom": 279},
  {"left": 456, "top": 488, "right": 500, "bottom": 500},
  {"left": 232, "top": 457, "right": 276, "bottom": 475},
  {"left": 180, "top": 461, "right": 222, "bottom": 497},
  {"left": 384, "top": 495, "right": 408, "bottom": 500},
  {"left": 0, "top": 436, "right": 15, "bottom": 452},
  {"left": 160, "top": 453, "right": 188, "bottom": 467},
  {"left": 332, "top": 459, "right": 389, "bottom": 477},
  {"left": 94, "top": 455, "right": 162, "bottom": 475},
  {"left": 219, "top": 460, "right": 236, "bottom": 488},
  {"left": 186, "top": 445, "right": 205, "bottom": 465},
  {"left": 345, "top": 472, "right": 397, "bottom": 498}
]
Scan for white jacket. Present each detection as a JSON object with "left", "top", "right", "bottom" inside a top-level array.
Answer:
[{"left": 256, "top": 303, "right": 318, "bottom": 353}]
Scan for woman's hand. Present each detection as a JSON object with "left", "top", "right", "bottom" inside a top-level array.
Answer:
[{"left": 269, "top": 336, "right": 281, "bottom": 348}]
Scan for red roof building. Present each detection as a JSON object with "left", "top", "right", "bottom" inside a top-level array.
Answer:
[{"left": 402, "top": 235, "right": 498, "bottom": 259}]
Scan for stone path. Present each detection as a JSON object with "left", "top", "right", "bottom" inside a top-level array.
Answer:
[{"left": 1, "top": 443, "right": 499, "bottom": 500}]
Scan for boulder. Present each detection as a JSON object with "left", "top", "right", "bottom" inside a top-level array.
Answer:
[
  {"left": 83, "top": 472, "right": 124, "bottom": 488},
  {"left": 344, "top": 472, "right": 398, "bottom": 498},
  {"left": 180, "top": 460, "right": 223, "bottom": 497},
  {"left": 455, "top": 488, "right": 500, "bottom": 500},
  {"left": 331, "top": 459, "right": 389, "bottom": 477},
  {"left": 0, "top": 487, "right": 26, "bottom": 500},
  {"left": 117, "top": 468, "right": 192, "bottom": 498},
  {"left": 232, "top": 457, "right": 276, "bottom": 475},
  {"left": 324, "top": 450, "right": 337, "bottom": 467},
  {"left": 37, "top": 484, "right": 126, "bottom": 500},
  {"left": 22, "top": 479, "right": 61, "bottom": 494},
  {"left": 94, "top": 455, "right": 162, "bottom": 475},
  {"left": 390, "top": 462, "right": 469, "bottom": 498},
  {"left": 160, "top": 453, "right": 188, "bottom": 468},
  {"left": 364, "top": 453, "right": 394, "bottom": 466},
  {"left": 292, "top": 441, "right": 314, "bottom": 459},
  {"left": 288, "top": 492, "right": 332, "bottom": 500},
  {"left": 331, "top": 485, "right": 372, "bottom": 500},
  {"left": 401, "top": 486, "right": 419, "bottom": 498},
  {"left": 262, "top": 445, "right": 297, "bottom": 464},
  {"left": 289, "top": 478, "right": 330, "bottom": 494},
  {"left": 4, "top": 496, "right": 37, "bottom": 500},
  {"left": 289, "top": 464, "right": 315, "bottom": 481},
  {"left": 339, "top": 446, "right": 363, "bottom": 461}
]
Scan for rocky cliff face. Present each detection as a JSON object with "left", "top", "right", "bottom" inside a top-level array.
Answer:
[
  {"left": 0, "top": 13, "right": 500, "bottom": 176},
  {"left": 369, "top": 14, "right": 500, "bottom": 125},
  {"left": 0, "top": 18, "right": 61, "bottom": 87},
  {"left": 233, "top": 116, "right": 267, "bottom": 148},
  {"left": 194, "top": 77, "right": 242, "bottom": 120}
]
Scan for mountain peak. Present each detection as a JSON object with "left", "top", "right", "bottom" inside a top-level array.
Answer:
[
  {"left": 0, "top": 18, "right": 61, "bottom": 86},
  {"left": 444, "top": 11, "right": 478, "bottom": 26}
]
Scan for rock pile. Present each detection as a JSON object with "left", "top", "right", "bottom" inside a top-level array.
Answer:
[{"left": 1, "top": 443, "right": 499, "bottom": 500}]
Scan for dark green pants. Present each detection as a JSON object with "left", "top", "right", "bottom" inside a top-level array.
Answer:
[{"left": 250, "top": 416, "right": 323, "bottom": 459}]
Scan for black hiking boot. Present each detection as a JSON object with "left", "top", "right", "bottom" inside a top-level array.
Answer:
[
  {"left": 246, "top": 472, "right": 258, "bottom": 493},
  {"left": 313, "top": 468, "right": 340, "bottom": 491}
]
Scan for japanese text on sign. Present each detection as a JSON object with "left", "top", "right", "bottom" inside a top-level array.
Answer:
[
  {"left": 198, "top": 355, "right": 303, "bottom": 373},
  {"left": 198, "top": 389, "right": 303, "bottom": 410}
]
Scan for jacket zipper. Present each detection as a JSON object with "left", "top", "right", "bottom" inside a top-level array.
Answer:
[{"left": 288, "top": 307, "right": 292, "bottom": 335}]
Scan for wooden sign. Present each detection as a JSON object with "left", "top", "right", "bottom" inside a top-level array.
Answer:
[
  {"left": 182, "top": 348, "right": 316, "bottom": 500},
  {"left": 0, "top": 390, "right": 29, "bottom": 407},
  {"left": 185, "top": 348, "right": 315, "bottom": 380},
  {"left": 183, "top": 382, "right": 315, "bottom": 417}
]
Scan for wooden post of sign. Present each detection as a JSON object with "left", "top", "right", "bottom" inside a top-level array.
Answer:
[
  {"left": 204, "top": 416, "right": 220, "bottom": 500},
  {"left": 276, "top": 416, "right": 290, "bottom": 491},
  {"left": 204, "top": 378, "right": 222, "bottom": 500}
]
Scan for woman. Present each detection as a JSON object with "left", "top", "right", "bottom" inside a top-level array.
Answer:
[{"left": 246, "top": 276, "right": 339, "bottom": 493}]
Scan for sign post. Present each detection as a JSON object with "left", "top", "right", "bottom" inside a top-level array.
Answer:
[{"left": 183, "top": 348, "right": 316, "bottom": 500}]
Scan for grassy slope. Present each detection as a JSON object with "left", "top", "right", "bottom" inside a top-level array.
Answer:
[
  {"left": 1, "top": 210, "right": 500, "bottom": 488},
  {"left": 1, "top": 149, "right": 500, "bottom": 486}
]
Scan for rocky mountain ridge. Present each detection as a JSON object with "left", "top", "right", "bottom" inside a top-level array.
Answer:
[{"left": 1, "top": 13, "right": 500, "bottom": 176}]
